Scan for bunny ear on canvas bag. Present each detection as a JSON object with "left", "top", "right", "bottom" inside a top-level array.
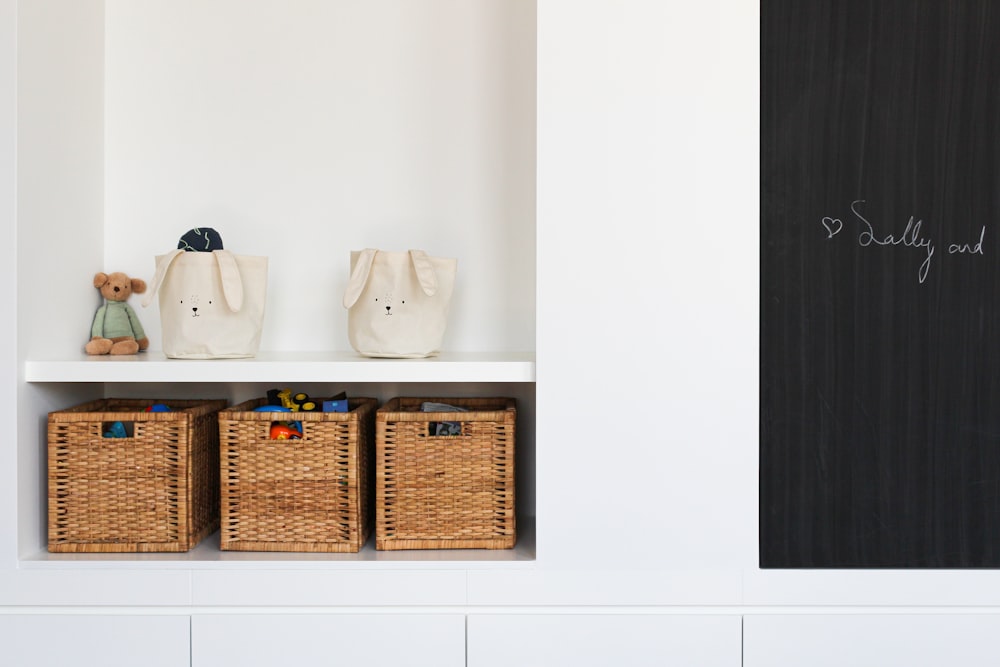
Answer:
[
  {"left": 407, "top": 249, "right": 439, "bottom": 296},
  {"left": 342, "top": 249, "right": 457, "bottom": 358}
]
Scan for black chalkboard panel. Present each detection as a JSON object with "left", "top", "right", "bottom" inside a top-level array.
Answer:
[{"left": 761, "top": 0, "right": 1000, "bottom": 567}]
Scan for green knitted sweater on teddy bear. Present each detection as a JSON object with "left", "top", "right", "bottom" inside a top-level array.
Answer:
[{"left": 91, "top": 301, "right": 146, "bottom": 340}]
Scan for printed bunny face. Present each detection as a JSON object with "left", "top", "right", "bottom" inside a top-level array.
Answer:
[
  {"left": 180, "top": 293, "right": 216, "bottom": 318},
  {"left": 359, "top": 281, "right": 423, "bottom": 340},
  {"left": 374, "top": 291, "right": 406, "bottom": 317},
  {"left": 176, "top": 277, "right": 230, "bottom": 343}
]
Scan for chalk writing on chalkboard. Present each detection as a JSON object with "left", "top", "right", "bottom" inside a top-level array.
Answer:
[{"left": 822, "top": 200, "right": 986, "bottom": 283}]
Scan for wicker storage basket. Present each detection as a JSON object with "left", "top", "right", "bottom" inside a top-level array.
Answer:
[
  {"left": 47, "top": 397, "right": 227, "bottom": 553},
  {"left": 218, "top": 397, "right": 377, "bottom": 552},
  {"left": 376, "top": 397, "right": 516, "bottom": 550}
]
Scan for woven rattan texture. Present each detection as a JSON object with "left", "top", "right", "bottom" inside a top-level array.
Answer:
[
  {"left": 47, "top": 398, "right": 226, "bottom": 553},
  {"left": 376, "top": 397, "right": 516, "bottom": 550},
  {"left": 219, "top": 397, "right": 376, "bottom": 552}
]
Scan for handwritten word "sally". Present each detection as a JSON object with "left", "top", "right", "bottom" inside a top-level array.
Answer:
[{"left": 851, "top": 200, "right": 935, "bottom": 283}]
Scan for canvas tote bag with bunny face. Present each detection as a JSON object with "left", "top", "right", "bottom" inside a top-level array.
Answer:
[
  {"left": 342, "top": 249, "right": 457, "bottom": 358},
  {"left": 142, "top": 249, "right": 268, "bottom": 359}
]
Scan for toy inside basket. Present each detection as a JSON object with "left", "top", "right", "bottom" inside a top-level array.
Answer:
[{"left": 375, "top": 397, "right": 516, "bottom": 550}]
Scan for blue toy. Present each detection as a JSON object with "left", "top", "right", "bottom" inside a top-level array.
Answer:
[
  {"left": 323, "top": 399, "right": 348, "bottom": 413},
  {"left": 103, "top": 421, "right": 127, "bottom": 438}
]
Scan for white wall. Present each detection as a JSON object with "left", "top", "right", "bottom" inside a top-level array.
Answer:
[
  {"left": 18, "top": 0, "right": 104, "bottom": 357},
  {"left": 535, "top": 0, "right": 759, "bottom": 572},
  {"left": 15, "top": 0, "right": 105, "bottom": 560},
  {"left": 104, "top": 0, "right": 536, "bottom": 354},
  {"left": 0, "top": 0, "right": 16, "bottom": 567}
]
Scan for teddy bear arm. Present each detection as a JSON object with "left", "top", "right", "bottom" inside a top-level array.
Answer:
[
  {"left": 90, "top": 304, "right": 108, "bottom": 338},
  {"left": 124, "top": 303, "right": 146, "bottom": 340}
]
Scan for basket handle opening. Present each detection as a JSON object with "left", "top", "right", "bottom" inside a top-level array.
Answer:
[
  {"left": 101, "top": 421, "right": 134, "bottom": 438},
  {"left": 267, "top": 420, "right": 305, "bottom": 441},
  {"left": 425, "top": 421, "right": 464, "bottom": 437}
]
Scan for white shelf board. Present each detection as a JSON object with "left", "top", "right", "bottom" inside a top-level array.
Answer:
[
  {"left": 25, "top": 350, "right": 536, "bottom": 384},
  {"left": 22, "top": 521, "right": 535, "bottom": 571}
]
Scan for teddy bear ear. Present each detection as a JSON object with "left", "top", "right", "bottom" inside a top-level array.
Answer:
[
  {"left": 130, "top": 278, "right": 147, "bottom": 294},
  {"left": 93, "top": 272, "right": 109, "bottom": 289}
]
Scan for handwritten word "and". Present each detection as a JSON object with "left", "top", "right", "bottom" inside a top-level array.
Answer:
[{"left": 821, "top": 200, "right": 985, "bottom": 283}]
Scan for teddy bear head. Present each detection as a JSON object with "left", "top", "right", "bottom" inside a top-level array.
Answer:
[{"left": 94, "top": 271, "right": 146, "bottom": 302}]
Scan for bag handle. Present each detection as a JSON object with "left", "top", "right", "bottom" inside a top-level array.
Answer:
[
  {"left": 140, "top": 248, "right": 243, "bottom": 312},
  {"left": 141, "top": 249, "right": 184, "bottom": 308},
  {"left": 342, "top": 248, "right": 378, "bottom": 308}
]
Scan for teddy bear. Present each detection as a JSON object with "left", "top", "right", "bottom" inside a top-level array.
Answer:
[{"left": 85, "top": 271, "right": 150, "bottom": 355}]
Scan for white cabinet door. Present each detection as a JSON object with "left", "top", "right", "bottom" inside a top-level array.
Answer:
[
  {"left": 467, "top": 614, "right": 741, "bottom": 667},
  {"left": 744, "top": 614, "right": 1000, "bottom": 667},
  {"left": 0, "top": 614, "right": 190, "bottom": 667},
  {"left": 192, "top": 614, "right": 465, "bottom": 667}
]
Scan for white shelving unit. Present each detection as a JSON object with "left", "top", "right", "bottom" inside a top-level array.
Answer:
[{"left": 12, "top": 0, "right": 538, "bottom": 575}]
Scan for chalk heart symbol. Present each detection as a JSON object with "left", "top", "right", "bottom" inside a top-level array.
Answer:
[{"left": 822, "top": 216, "right": 843, "bottom": 239}]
